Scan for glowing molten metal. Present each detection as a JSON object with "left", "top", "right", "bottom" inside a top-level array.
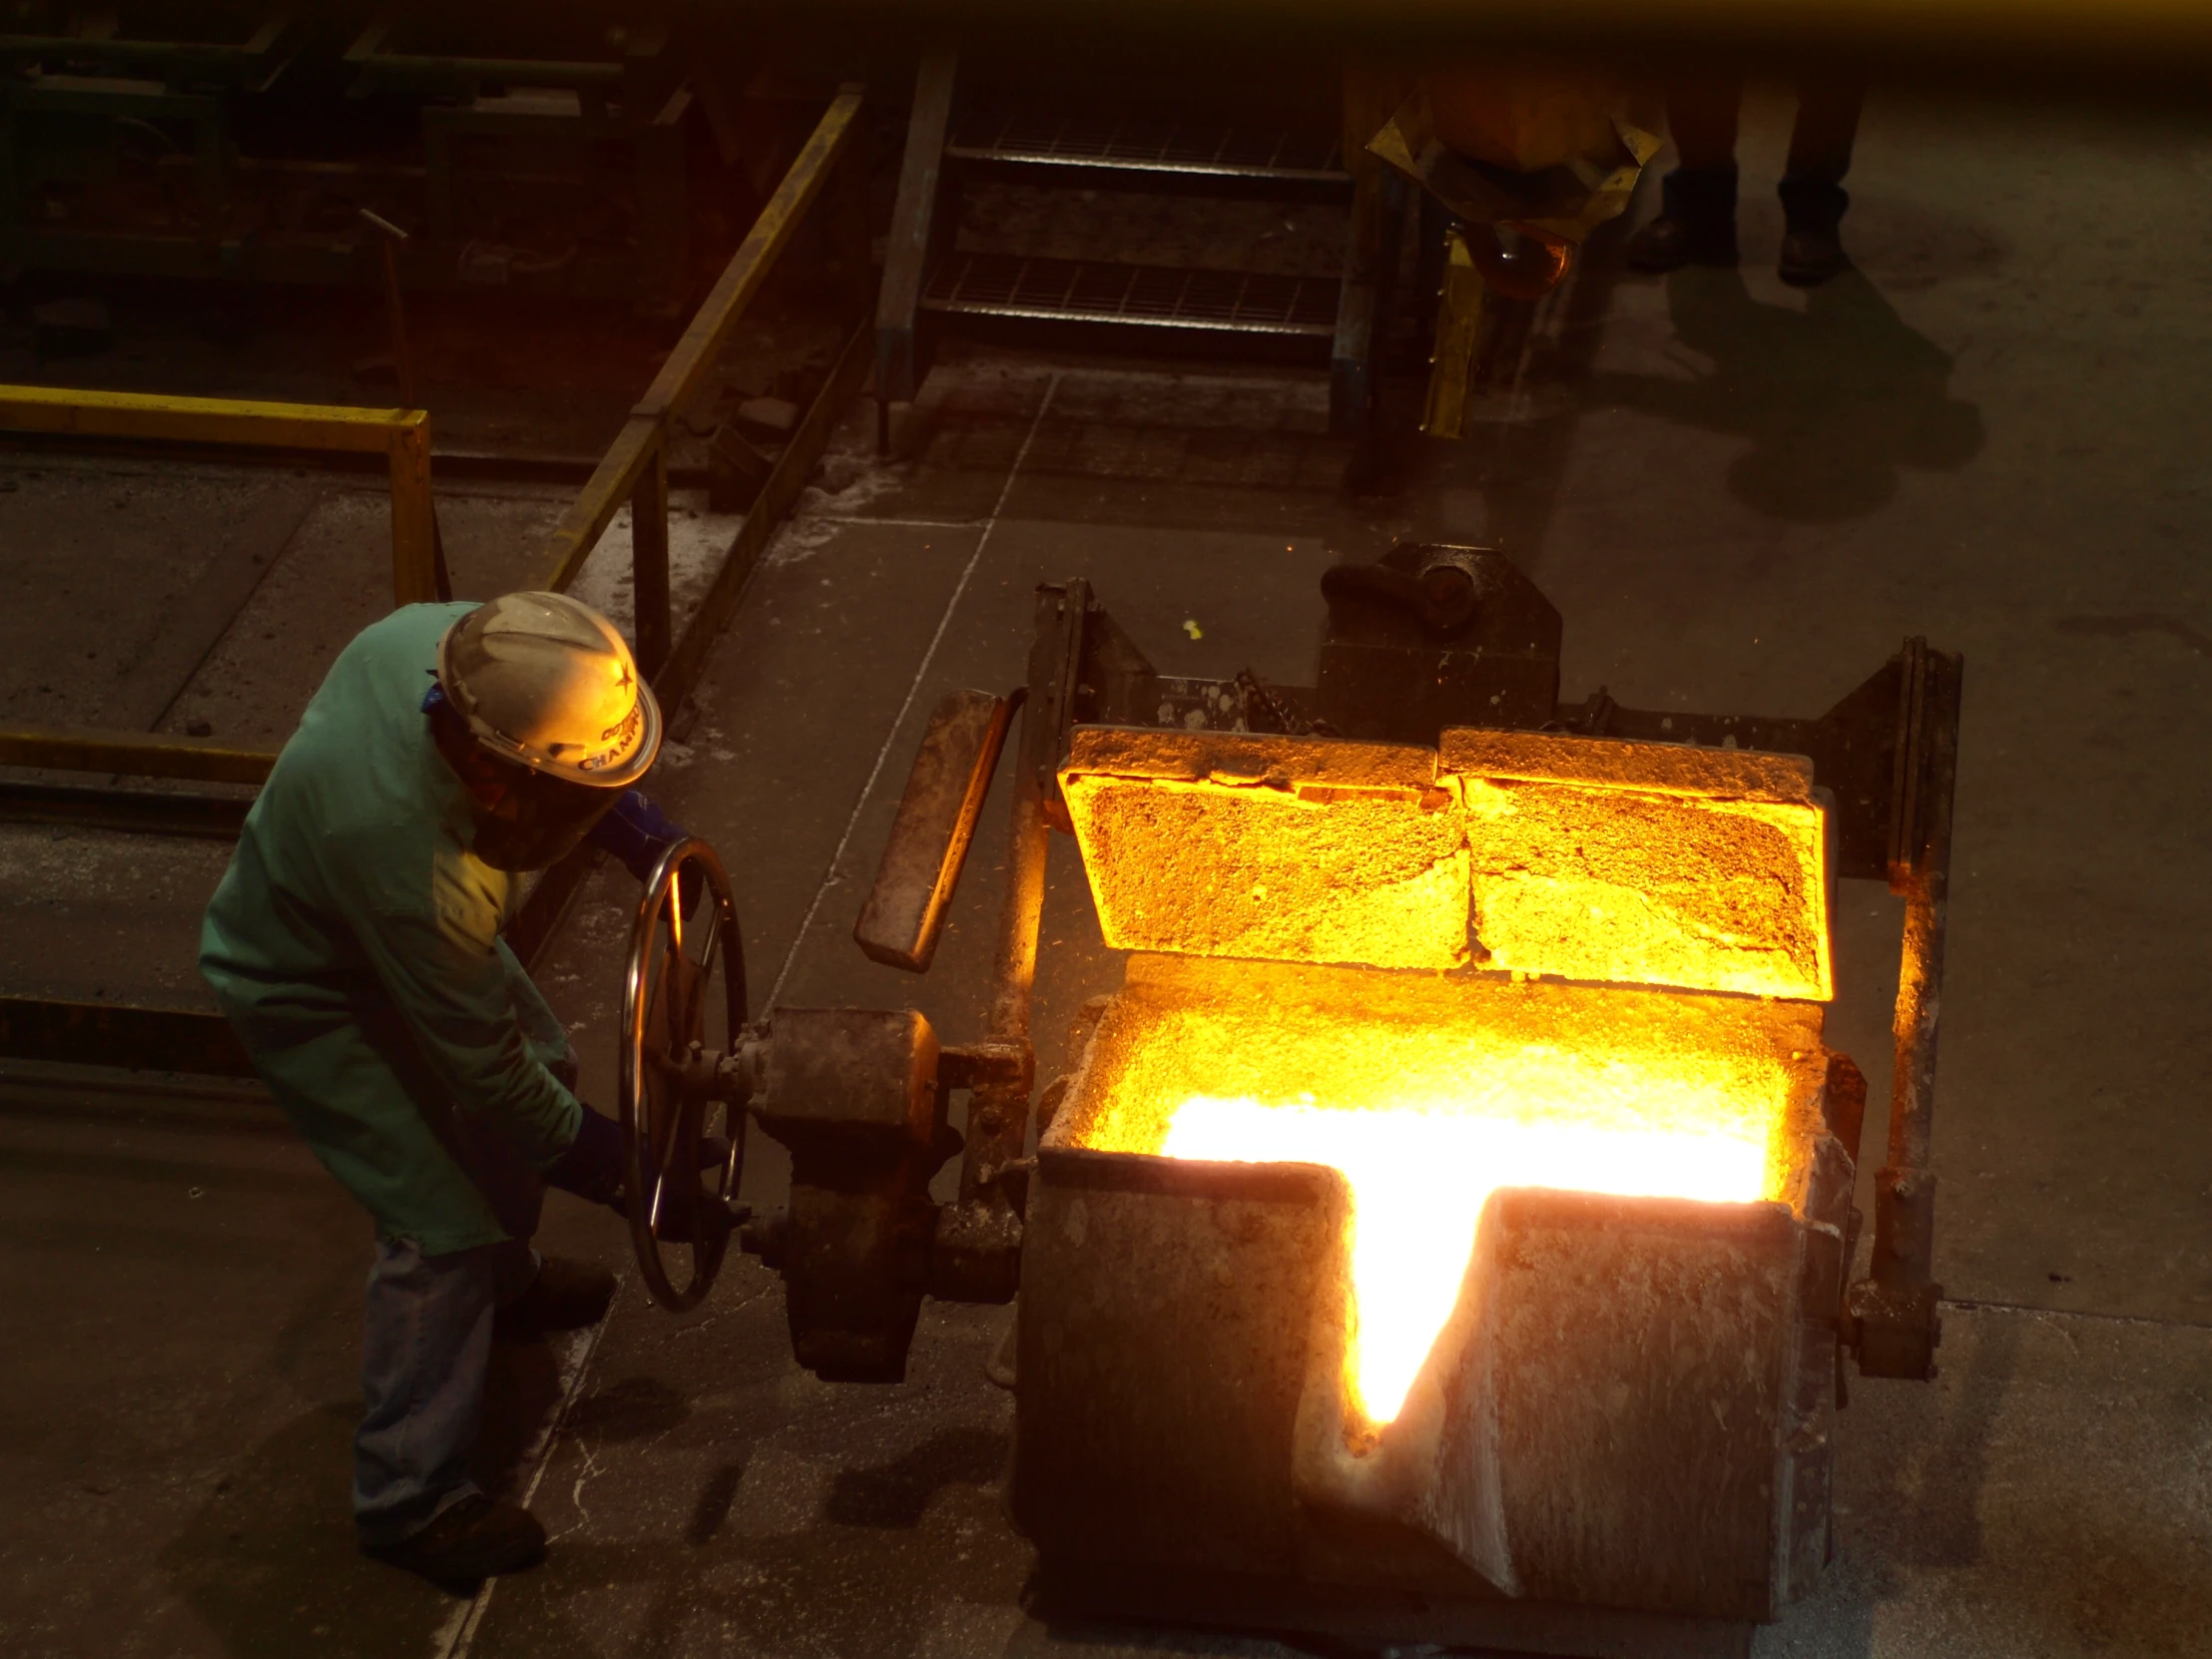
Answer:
[
  {"left": 1070, "top": 965, "right": 1802, "bottom": 1434},
  {"left": 1162, "top": 1086, "right": 1772, "bottom": 1424}
]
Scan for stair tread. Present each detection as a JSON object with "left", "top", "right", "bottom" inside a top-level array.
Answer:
[
  {"left": 946, "top": 110, "right": 1347, "bottom": 184},
  {"left": 921, "top": 253, "right": 1341, "bottom": 336}
]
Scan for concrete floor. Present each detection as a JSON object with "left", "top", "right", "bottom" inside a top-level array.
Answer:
[{"left": 4, "top": 83, "right": 2211, "bottom": 1659}]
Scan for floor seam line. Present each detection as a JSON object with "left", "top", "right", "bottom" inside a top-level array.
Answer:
[
  {"left": 1942, "top": 1296, "right": 2212, "bottom": 1334},
  {"left": 812, "top": 515, "right": 988, "bottom": 530},
  {"left": 438, "top": 1299, "right": 616, "bottom": 1659},
  {"left": 766, "top": 373, "right": 1061, "bottom": 1011}
]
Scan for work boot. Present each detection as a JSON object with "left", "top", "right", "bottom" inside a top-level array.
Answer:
[
  {"left": 1778, "top": 227, "right": 1851, "bottom": 285},
  {"left": 497, "top": 1255, "right": 616, "bottom": 1337},
  {"left": 1625, "top": 167, "right": 1740, "bottom": 272},
  {"left": 364, "top": 1494, "right": 545, "bottom": 1585},
  {"left": 1778, "top": 175, "right": 1852, "bottom": 286}
]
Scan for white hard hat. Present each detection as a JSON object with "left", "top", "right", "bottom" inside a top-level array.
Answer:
[{"left": 436, "top": 592, "right": 660, "bottom": 788}]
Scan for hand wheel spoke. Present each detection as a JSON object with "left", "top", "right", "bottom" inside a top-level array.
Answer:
[
  {"left": 620, "top": 836, "right": 747, "bottom": 1313},
  {"left": 646, "top": 1070, "right": 688, "bottom": 1234}
]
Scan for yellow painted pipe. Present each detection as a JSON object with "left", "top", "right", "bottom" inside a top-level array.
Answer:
[
  {"left": 0, "top": 726, "right": 277, "bottom": 786},
  {"left": 0, "top": 384, "right": 424, "bottom": 453}
]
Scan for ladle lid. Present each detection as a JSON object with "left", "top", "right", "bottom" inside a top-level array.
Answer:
[{"left": 1060, "top": 724, "right": 1832, "bottom": 1001}]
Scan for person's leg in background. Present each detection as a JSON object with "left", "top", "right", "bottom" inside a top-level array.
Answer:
[
  {"left": 1778, "top": 73, "right": 1866, "bottom": 284},
  {"left": 1628, "top": 63, "right": 1747, "bottom": 272},
  {"left": 355, "top": 1236, "right": 549, "bottom": 1581}
]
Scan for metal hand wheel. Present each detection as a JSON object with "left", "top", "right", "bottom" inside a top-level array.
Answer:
[{"left": 620, "top": 835, "right": 748, "bottom": 1312}]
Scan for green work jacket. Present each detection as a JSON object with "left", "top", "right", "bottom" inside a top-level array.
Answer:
[{"left": 201, "top": 602, "right": 582, "bottom": 1255}]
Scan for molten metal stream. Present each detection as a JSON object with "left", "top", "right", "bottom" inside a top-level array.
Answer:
[{"left": 1162, "top": 1088, "right": 1772, "bottom": 1425}]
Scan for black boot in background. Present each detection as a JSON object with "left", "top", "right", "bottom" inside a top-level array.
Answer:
[
  {"left": 1626, "top": 166, "right": 1742, "bottom": 272},
  {"left": 1778, "top": 174, "right": 1852, "bottom": 285}
]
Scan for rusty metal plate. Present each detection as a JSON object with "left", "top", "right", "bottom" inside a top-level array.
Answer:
[
  {"left": 758, "top": 1007, "right": 940, "bottom": 1156},
  {"left": 853, "top": 689, "right": 1013, "bottom": 972}
]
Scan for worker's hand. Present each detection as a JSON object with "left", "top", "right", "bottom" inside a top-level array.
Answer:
[
  {"left": 542, "top": 1102, "right": 626, "bottom": 1208},
  {"left": 586, "top": 790, "right": 688, "bottom": 885},
  {"left": 609, "top": 1133, "right": 738, "bottom": 1243}
]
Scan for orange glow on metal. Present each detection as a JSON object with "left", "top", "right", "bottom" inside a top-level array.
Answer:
[
  {"left": 1059, "top": 725, "right": 1828, "bottom": 1430},
  {"left": 1164, "top": 1088, "right": 1771, "bottom": 1424},
  {"left": 1072, "top": 978, "right": 1800, "bottom": 1429},
  {"left": 1059, "top": 726, "right": 1833, "bottom": 1000}
]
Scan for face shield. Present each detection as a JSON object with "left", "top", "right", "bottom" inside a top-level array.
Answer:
[{"left": 468, "top": 765, "right": 625, "bottom": 872}]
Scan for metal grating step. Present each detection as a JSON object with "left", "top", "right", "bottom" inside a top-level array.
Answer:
[
  {"left": 946, "top": 111, "right": 1347, "bottom": 184},
  {"left": 922, "top": 254, "right": 1340, "bottom": 337}
]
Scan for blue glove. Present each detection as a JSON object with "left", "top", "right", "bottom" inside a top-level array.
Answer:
[
  {"left": 587, "top": 790, "right": 685, "bottom": 883},
  {"left": 543, "top": 1103, "right": 626, "bottom": 1207}
]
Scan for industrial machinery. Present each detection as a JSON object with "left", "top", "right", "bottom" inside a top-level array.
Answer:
[
  {"left": 0, "top": 3, "right": 744, "bottom": 305},
  {"left": 613, "top": 544, "right": 1959, "bottom": 1659}
]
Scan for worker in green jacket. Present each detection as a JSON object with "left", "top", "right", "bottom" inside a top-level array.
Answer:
[{"left": 202, "top": 591, "right": 690, "bottom": 1585}]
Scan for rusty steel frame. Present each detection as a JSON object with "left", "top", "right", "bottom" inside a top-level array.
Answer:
[
  {"left": 1848, "top": 640, "right": 1961, "bottom": 1380},
  {"left": 738, "top": 585, "right": 1086, "bottom": 1338},
  {"left": 853, "top": 689, "right": 1018, "bottom": 973},
  {"left": 827, "top": 579, "right": 1964, "bottom": 1376},
  {"left": 0, "top": 87, "right": 876, "bottom": 1080},
  {"left": 927, "top": 583, "right": 1086, "bottom": 1300}
]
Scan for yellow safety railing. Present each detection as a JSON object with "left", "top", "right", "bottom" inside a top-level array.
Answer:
[
  {"left": 0, "top": 725, "right": 277, "bottom": 786},
  {"left": 0, "top": 86, "right": 873, "bottom": 1074},
  {"left": 0, "top": 386, "right": 437, "bottom": 783},
  {"left": 0, "top": 386, "right": 437, "bottom": 602},
  {"left": 504, "top": 85, "right": 871, "bottom": 964},
  {"left": 538, "top": 85, "right": 866, "bottom": 680},
  {"left": 0, "top": 84, "right": 865, "bottom": 818}
]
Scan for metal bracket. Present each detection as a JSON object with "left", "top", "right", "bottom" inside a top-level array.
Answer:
[
  {"left": 1847, "top": 639, "right": 1962, "bottom": 1381},
  {"left": 853, "top": 688, "right": 1016, "bottom": 972},
  {"left": 875, "top": 43, "right": 959, "bottom": 451}
]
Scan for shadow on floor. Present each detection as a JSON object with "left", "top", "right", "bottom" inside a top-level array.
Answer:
[
  {"left": 157, "top": 1399, "right": 459, "bottom": 1659},
  {"left": 1594, "top": 269, "right": 1984, "bottom": 522},
  {"left": 559, "top": 1372, "right": 693, "bottom": 1447},
  {"left": 467, "top": 1421, "right": 1021, "bottom": 1657},
  {"left": 158, "top": 1333, "right": 574, "bottom": 1659},
  {"left": 825, "top": 1423, "right": 1009, "bottom": 1529}
]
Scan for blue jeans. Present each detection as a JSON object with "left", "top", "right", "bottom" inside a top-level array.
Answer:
[
  {"left": 352, "top": 1085, "right": 551, "bottom": 1548},
  {"left": 353, "top": 1235, "right": 541, "bottom": 1546}
]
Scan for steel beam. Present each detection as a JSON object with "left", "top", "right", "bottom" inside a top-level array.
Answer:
[
  {"left": 876, "top": 44, "right": 959, "bottom": 442},
  {"left": 0, "top": 782, "right": 251, "bottom": 837},
  {"left": 0, "top": 998, "right": 255, "bottom": 1079}
]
